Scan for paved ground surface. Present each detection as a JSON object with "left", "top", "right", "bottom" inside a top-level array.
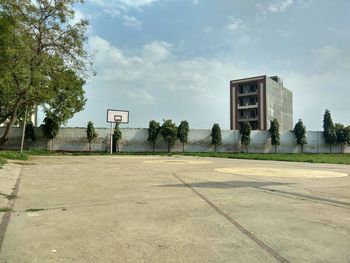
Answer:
[{"left": 0, "top": 155, "right": 350, "bottom": 263}]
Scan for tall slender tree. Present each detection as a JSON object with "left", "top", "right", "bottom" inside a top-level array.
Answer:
[
  {"left": 269, "top": 119, "right": 280, "bottom": 153},
  {"left": 294, "top": 119, "right": 307, "bottom": 153},
  {"left": 113, "top": 123, "right": 122, "bottom": 153},
  {"left": 211, "top": 123, "right": 222, "bottom": 152},
  {"left": 240, "top": 122, "right": 252, "bottom": 153},
  {"left": 323, "top": 110, "right": 337, "bottom": 153},
  {"left": 148, "top": 120, "right": 160, "bottom": 153},
  {"left": 178, "top": 120, "right": 189, "bottom": 152},
  {"left": 86, "top": 121, "right": 98, "bottom": 152}
]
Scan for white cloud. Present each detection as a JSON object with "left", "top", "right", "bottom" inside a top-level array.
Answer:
[
  {"left": 315, "top": 46, "right": 340, "bottom": 64},
  {"left": 203, "top": 26, "right": 213, "bottom": 34},
  {"left": 84, "top": 36, "right": 248, "bottom": 128},
  {"left": 257, "top": 0, "right": 293, "bottom": 14},
  {"left": 226, "top": 16, "right": 243, "bottom": 31},
  {"left": 122, "top": 15, "right": 142, "bottom": 28},
  {"left": 142, "top": 41, "right": 173, "bottom": 62},
  {"left": 90, "top": 0, "right": 159, "bottom": 16}
]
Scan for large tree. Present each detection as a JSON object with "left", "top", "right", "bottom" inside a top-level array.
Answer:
[
  {"left": 269, "top": 119, "right": 280, "bottom": 153},
  {"left": 0, "top": 0, "right": 92, "bottom": 146},
  {"left": 240, "top": 121, "right": 251, "bottom": 153},
  {"left": 323, "top": 109, "right": 337, "bottom": 153},
  {"left": 294, "top": 119, "right": 307, "bottom": 153}
]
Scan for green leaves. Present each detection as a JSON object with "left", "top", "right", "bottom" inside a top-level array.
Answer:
[
  {"left": 160, "top": 119, "right": 177, "bottom": 152},
  {"left": 211, "top": 123, "right": 222, "bottom": 152},
  {"left": 0, "top": 0, "right": 92, "bottom": 146},
  {"left": 178, "top": 120, "right": 189, "bottom": 144},
  {"left": 240, "top": 122, "right": 251, "bottom": 151},
  {"left": 269, "top": 119, "right": 280, "bottom": 149},
  {"left": 86, "top": 121, "right": 98, "bottom": 144},
  {"left": 148, "top": 120, "right": 160, "bottom": 152},
  {"left": 323, "top": 109, "right": 337, "bottom": 145},
  {"left": 41, "top": 117, "right": 59, "bottom": 140},
  {"left": 294, "top": 119, "right": 307, "bottom": 152}
]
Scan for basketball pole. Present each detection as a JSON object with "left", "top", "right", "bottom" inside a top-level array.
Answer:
[{"left": 110, "top": 122, "right": 113, "bottom": 155}]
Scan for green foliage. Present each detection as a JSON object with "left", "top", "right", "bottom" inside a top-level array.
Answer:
[
  {"left": 113, "top": 123, "right": 122, "bottom": 152},
  {"left": 178, "top": 120, "right": 189, "bottom": 152},
  {"left": 240, "top": 122, "right": 252, "bottom": 152},
  {"left": 160, "top": 119, "right": 178, "bottom": 153},
  {"left": 43, "top": 69, "right": 86, "bottom": 125},
  {"left": 41, "top": 117, "right": 60, "bottom": 140},
  {"left": 335, "top": 123, "right": 350, "bottom": 152},
  {"left": 177, "top": 152, "right": 350, "bottom": 165},
  {"left": 0, "top": 0, "right": 92, "bottom": 146},
  {"left": 269, "top": 119, "right": 280, "bottom": 153},
  {"left": 211, "top": 123, "right": 222, "bottom": 152},
  {"left": 86, "top": 121, "right": 98, "bottom": 143},
  {"left": 148, "top": 120, "right": 160, "bottom": 152},
  {"left": 24, "top": 121, "right": 36, "bottom": 142},
  {"left": 294, "top": 119, "right": 307, "bottom": 153},
  {"left": 0, "top": 151, "right": 27, "bottom": 161},
  {"left": 86, "top": 121, "right": 98, "bottom": 152},
  {"left": 323, "top": 109, "right": 337, "bottom": 152}
]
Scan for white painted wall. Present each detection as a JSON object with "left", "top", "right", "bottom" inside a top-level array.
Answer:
[{"left": 0, "top": 127, "right": 348, "bottom": 153}]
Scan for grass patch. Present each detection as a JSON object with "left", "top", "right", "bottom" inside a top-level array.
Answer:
[
  {"left": 0, "top": 151, "right": 27, "bottom": 161},
  {"left": 9, "top": 149, "right": 350, "bottom": 165},
  {"left": 0, "top": 207, "right": 12, "bottom": 213},
  {"left": 178, "top": 152, "right": 350, "bottom": 165}
]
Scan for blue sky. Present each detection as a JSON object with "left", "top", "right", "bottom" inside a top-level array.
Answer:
[{"left": 54, "top": 0, "right": 350, "bottom": 130}]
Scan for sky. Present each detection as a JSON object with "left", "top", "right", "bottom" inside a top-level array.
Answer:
[{"left": 49, "top": 0, "right": 350, "bottom": 130}]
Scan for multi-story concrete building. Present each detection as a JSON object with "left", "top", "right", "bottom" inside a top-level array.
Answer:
[{"left": 230, "top": 75, "right": 293, "bottom": 131}]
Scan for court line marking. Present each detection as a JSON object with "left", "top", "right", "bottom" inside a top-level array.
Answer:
[{"left": 172, "top": 172, "right": 290, "bottom": 263}]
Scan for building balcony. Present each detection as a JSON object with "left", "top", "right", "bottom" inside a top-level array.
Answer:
[
  {"left": 237, "top": 103, "right": 258, "bottom": 110},
  {"left": 238, "top": 117, "right": 258, "bottom": 122},
  {"left": 237, "top": 91, "right": 258, "bottom": 97}
]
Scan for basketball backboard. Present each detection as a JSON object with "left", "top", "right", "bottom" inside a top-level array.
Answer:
[{"left": 107, "top": 109, "right": 129, "bottom": 124}]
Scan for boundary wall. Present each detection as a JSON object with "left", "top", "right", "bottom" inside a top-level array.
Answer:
[{"left": 0, "top": 127, "right": 348, "bottom": 153}]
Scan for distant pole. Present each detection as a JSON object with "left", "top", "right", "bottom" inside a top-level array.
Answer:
[
  {"left": 110, "top": 122, "right": 113, "bottom": 155},
  {"left": 20, "top": 107, "right": 28, "bottom": 154}
]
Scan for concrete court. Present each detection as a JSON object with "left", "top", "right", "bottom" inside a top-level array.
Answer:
[{"left": 0, "top": 155, "right": 350, "bottom": 263}]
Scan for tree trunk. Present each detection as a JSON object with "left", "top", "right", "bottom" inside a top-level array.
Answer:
[
  {"left": 89, "top": 142, "right": 91, "bottom": 152},
  {"left": 182, "top": 142, "right": 185, "bottom": 153},
  {"left": 275, "top": 145, "right": 277, "bottom": 153},
  {"left": 301, "top": 144, "right": 303, "bottom": 153},
  {"left": 152, "top": 142, "right": 155, "bottom": 153},
  {"left": 214, "top": 144, "right": 217, "bottom": 153},
  {"left": 0, "top": 97, "right": 23, "bottom": 146},
  {"left": 330, "top": 144, "right": 332, "bottom": 153},
  {"left": 246, "top": 145, "right": 248, "bottom": 153},
  {"left": 168, "top": 143, "right": 170, "bottom": 153}
]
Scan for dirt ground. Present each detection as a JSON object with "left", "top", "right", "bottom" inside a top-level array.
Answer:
[{"left": 0, "top": 155, "right": 350, "bottom": 263}]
